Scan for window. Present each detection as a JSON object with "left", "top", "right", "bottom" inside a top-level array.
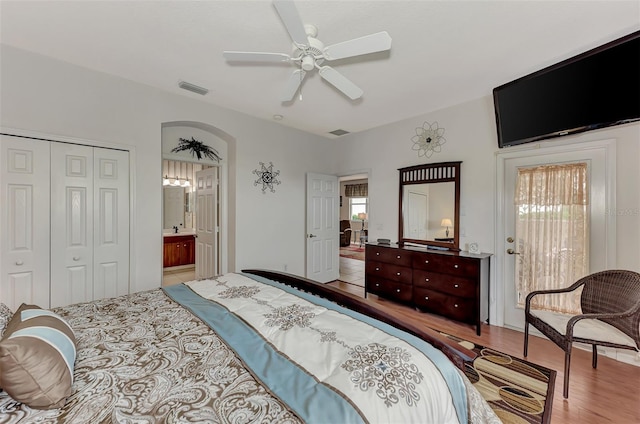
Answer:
[
  {"left": 515, "top": 162, "right": 589, "bottom": 314},
  {"left": 350, "top": 197, "right": 368, "bottom": 220}
]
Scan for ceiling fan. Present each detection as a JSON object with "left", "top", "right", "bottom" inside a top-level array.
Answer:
[{"left": 223, "top": 0, "right": 392, "bottom": 101}]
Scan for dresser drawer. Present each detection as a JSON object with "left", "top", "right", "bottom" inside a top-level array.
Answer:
[
  {"left": 365, "top": 261, "right": 412, "bottom": 285},
  {"left": 413, "top": 270, "right": 476, "bottom": 297},
  {"left": 367, "top": 277, "right": 413, "bottom": 303},
  {"left": 412, "top": 253, "right": 479, "bottom": 277},
  {"left": 366, "top": 245, "right": 413, "bottom": 267},
  {"left": 413, "top": 287, "right": 475, "bottom": 322}
]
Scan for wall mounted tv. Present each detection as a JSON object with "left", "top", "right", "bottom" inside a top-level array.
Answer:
[{"left": 493, "top": 30, "right": 640, "bottom": 148}]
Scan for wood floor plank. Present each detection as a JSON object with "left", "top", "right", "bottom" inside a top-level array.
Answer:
[{"left": 327, "top": 281, "right": 640, "bottom": 424}]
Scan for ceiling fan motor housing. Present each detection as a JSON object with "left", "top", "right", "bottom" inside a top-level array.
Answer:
[{"left": 293, "top": 36, "right": 325, "bottom": 70}]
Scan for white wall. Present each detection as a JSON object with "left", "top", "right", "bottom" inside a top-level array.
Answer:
[{"left": 0, "top": 45, "right": 333, "bottom": 291}]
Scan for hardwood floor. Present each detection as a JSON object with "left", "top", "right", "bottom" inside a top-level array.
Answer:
[{"left": 327, "top": 281, "right": 640, "bottom": 424}]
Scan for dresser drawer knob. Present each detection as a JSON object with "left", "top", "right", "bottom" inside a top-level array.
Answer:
[
  {"left": 396, "top": 255, "right": 401, "bottom": 259},
  {"left": 375, "top": 267, "right": 380, "bottom": 271},
  {"left": 375, "top": 283, "right": 380, "bottom": 287},
  {"left": 454, "top": 264, "right": 459, "bottom": 269},
  {"left": 454, "top": 304, "right": 459, "bottom": 308},
  {"left": 424, "top": 296, "right": 429, "bottom": 300},
  {"left": 396, "top": 289, "right": 401, "bottom": 293},
  {"left": 376, "top": 252, "right": 380, "bottom": 256},
  {"left": 454, "top": 284, "right": 459, "bottom": 288},
  {"left": 425, "top": 278, "right": 429, "bottom": 282},
  {"left": 396, "top": 272, "right": 401, "bottom": 276},
  {"left": 424, "top": 260, "right": 429, "bottom": 264}
]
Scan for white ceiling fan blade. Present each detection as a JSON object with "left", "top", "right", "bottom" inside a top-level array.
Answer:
[
  {"left": 281, "top": 69, "right": 307, "bottom": 101},
  {"left": 273, "top": 1, "right": 309, "bottom": 46},
  {"left": 323, "top": 31, "right": 392, "bottom": 60},
  {"left": 318, "top": 66, "right": 363, "bottom": 100},
  {"left": 223, "top": 51, "right": 291, "bottom": 63}
]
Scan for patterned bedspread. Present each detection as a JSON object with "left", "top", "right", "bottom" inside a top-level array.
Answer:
[{"left": 0, "top": 272, "right": 499, "bottom": 423}]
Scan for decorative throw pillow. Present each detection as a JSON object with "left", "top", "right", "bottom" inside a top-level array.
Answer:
[
  {"left": 0, "top": 303, "right": 77, "bottom": 409},
  {"left": 0, "top": 303, "right": 12, "bottom": 337}
]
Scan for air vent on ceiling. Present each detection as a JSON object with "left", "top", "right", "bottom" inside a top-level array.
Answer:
[
  {"left": 329, "top": 129, "right": 350, "bottom": 136},
  {"left": 178, "top": 81, "right": 209, "bottom": 96}
]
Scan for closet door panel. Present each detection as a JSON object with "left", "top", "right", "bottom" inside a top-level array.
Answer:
[
  {"left": 50, "top": 143, "right": 94, "bottom": 308},
  {"left": 0, "top": 135, "right": 50, "bottom": 310},
  {"left": 94, "top": 148, "right": 129, "bottom": 299}
]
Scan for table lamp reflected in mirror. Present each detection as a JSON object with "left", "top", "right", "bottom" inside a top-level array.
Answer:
[{"left": 441, "top": 218, "right": 453, "bottom": 237}]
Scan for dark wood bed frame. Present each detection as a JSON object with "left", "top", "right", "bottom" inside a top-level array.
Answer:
[{"left": 243, "top": 269, "right": 476, "bottom": 370}]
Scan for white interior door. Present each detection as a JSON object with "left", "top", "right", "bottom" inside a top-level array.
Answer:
[
  {"left": 306, "top": 173, "right": 339, "bottom": 283},
  {"left": 50, "top": 143, "right": 130, "bottom": 307},
  {"left": 406, "top": 190, "right": 428, "bottom": 240},
  {"left": 0, "top": 135, "right": 51, "bottom": 310},
  {"left": 499, "top": 143, "right": 614, "bottom": 329},
  {"left": 195, "top": 167, "right": 218, "bottom": 279},
  {"left": 93, "top": 148, "right": 129, "bottom": 300},
  {"left": 50, "top": 142, "right": 94, "bottom": 307}
]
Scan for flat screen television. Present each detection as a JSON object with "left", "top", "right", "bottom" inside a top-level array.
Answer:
[{"left": 493, "top": 30, "right": 640, "bottom": 148}]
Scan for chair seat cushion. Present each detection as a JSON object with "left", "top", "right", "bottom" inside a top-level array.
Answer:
[{"left": 530, "top": 309, "right": 637, "bottom": 348}]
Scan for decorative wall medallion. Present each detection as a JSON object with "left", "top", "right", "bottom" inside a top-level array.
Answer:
[
  {"left": 171, "top": 137, "right": 221, "bottom": 162},
  {"left": 253, "top": 161, "right": 281, "bottom": 194},
  {"left": 411, "top": 121, "right": 446, "bottom": 158}
]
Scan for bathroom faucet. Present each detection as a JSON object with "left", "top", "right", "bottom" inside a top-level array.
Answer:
[{"left": 173, "top": 225, "right": 179, "bottom": 234}]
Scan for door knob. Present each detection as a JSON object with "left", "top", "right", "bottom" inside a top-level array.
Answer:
[
  {"left": 15, "top": 260, "right": 23, "bottom": 266},
  {"left": 507, "top": 249, "right": 520, "bottom": 255},
  {"left": 73, "top": 256, "right": 80, "bottom": 261},
  {"left": 507, "top": 237, "right": 515, "bottom": 243},
  {"left": 307, "top": 234, "right": 317, "bottom": 238}
]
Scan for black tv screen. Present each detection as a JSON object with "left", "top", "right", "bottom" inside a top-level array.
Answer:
[{"left": 493, "top": 30, "right": 640, "bottom": 148}]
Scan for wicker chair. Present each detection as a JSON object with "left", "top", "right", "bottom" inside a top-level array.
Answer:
[{"left": 524, "top": 270, "right": 640, "bottom": 398}]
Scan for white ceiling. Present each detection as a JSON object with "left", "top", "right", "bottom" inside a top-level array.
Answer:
[{"left": 1, "top": 1, "right": 638, "bottom": 139}]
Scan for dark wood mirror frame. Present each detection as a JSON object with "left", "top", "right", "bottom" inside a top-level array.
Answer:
[{"left": 398, "top": 161, "right": 461, "bottom": 251}]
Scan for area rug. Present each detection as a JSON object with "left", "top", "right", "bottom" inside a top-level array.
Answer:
[
  {"left": 441, "top": 332, "right": 555, "bottom": 424},
  {"left": 339, "top": 245, "right": 365, "bottom": 260}
]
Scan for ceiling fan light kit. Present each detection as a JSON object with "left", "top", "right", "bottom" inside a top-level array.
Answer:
[{"left": 223, "top": 0, "right": 392, "bottom": 102}]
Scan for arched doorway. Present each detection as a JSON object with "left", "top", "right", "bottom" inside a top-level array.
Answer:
[{"left": 160, "top": 121, "right": 235, "bottom": 284}]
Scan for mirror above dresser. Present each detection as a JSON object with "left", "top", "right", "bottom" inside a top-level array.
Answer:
[{"left": 398, "top": 161, "right": 461, "bottom": 251}]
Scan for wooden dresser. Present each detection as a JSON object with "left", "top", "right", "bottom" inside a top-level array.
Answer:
[{"left": 365, "top": 243, "right": 491, "bottom": 335}]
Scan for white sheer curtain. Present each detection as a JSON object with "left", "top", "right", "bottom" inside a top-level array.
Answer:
[{"left": 515, "top": 163, "right": 589, "bottom": 314}]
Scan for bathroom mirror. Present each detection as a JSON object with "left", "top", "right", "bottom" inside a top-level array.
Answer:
[
  {"left": 398, "top": 161, "right": 461, "bottom": 251},
  {"left": 163, "top": 186, "right": 190, "bottom": 230}
]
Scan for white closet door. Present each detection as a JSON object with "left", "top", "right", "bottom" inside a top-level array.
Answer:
[
  {"left": 93, "top": 148, "right": 129, "bottom": 300},
  {"left": 50, "top": 143, "right": 94, "bottom": 307},
  {"left": 0, "top": 135, "right": 51, "bottom": 310}
]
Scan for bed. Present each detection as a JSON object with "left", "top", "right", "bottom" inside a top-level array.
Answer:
[{"left": 0, "top": 270, "right": 499, "bottom": 423}]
